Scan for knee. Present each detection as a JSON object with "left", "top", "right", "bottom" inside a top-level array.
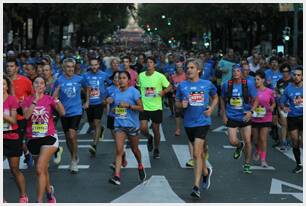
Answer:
[
  {"left": 36, "top": 163, "right": 46, "bottom": 176},
  {"left": 229, "top": 138, "right": 239, "bottom": 145},
  {"left": 10, "top": 166, "right": 20, "bottom": 177}
]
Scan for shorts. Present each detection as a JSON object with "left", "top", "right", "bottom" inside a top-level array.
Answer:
[
  {"left": 3, "top": 138, "right": 23, "bottom": 158},
  {"left": 185, "top": 126, "right": 210, "bottom": 143},
  {"left": 60, "top": 115, "right": 82, "bottom": 132},
  {"left": 139, "top": 110, "right": 163, "bottom": 124},
  {"left": 252, "top": 122, "right": 273, "bottom": 128},
  {"left": 107, "top": 115, "right": 115, "bottom": 130},
  {"left": 226, "top": 119, "right": 252, "bottom": 128},
  {"left": 17, "top": 119, "right": 27, "bottom": 142},
  {"left": 86, "top": 104, "right": 104, "bottom": 123},
  {"left": 287, "top": 116, "right": 303, "bottom": 131},
  {"left": 27, "top": 135, "right": 59, "bottom": 156},
  {"left": 114, "top": 127, "right": 140, "bottom": 137}
]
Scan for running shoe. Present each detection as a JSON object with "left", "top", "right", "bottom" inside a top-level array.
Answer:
[
  {"left": 147, "top": 135, "right": 153, "bottom": 152},
  {"left": 70, "top": 159, "right": 79, "bottom": 174},
  {"left": 190, "top": 186, "right": 200, "bottom": 199},
  {"left": 233, "top": 142, "right": 244, "bottom": 159},
  {"left": 109, "top": 176, "right": 121, "bottom": 185},
  {"left": 186, "top": 159, "right": 195, "bottom": 168},
  {"left": 153, "top": 148, "right": 160, "bottom": 159},
  {"left": 89, "top": 144, "right": 97, "bottom": 156},
  {"left": 24, "top": 153, "right": 34, "bottom": 168},
  {"left": 46, "top": 185, "right": 56, "bottom": 203},
  {"left": 292, "top": 165, "right": 302, "bottom": 174},
  {"left": 243, "top": 164, "right": 252, "bottom": 174},
  {"left": 138, "top": 165, "right": 146, "bottom": 181},
  {"left": 261, "top": 160, "right": 269, "bottom": 168},
  {"left": 53, "top": 146, "right": 64, "bottom": 164},
  {"left": 99, "top": 126, "right": 105, "bottom": 141},
  {"left": 201, "top": 167, "right": 212, "bottom": 190},
  {"left": 19, "top": 195, "right": 28, "bottom": 203}
]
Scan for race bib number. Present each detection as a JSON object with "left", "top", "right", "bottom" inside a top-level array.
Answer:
[
  {"left": 230, "top": 97, "right": 243, "bottom": 109},
  {"left": 115, "top": 107, "right": 128, "bottom": 119},
  {"left": 145, "top": 87, "right": 156, "bottom": 98},
  {"left": 32, "top": 123, "right": 48, "bottom": 137},
  {"left": 294, "top": 95, "right": 303, "bottom": 108},
  {"left": 255, "top": 106, "right": 266, "bottom": 118},
  {"left": 188, "top": 91, "right": 204, "bottom": 106},
  {"left": 90, "top": 88, "right": 100, "bottom": 99}
]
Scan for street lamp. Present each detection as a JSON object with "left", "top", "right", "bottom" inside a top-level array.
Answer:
[
  {"left": 154, "top": 28, "right": 158, "bottom": 31},
  {"left": 162, "top": 15, "right": 166, "bottom": 19}
]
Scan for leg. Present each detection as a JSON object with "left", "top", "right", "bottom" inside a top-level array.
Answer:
[
  {"left": 64, "top": 131, "right": 72, "bottom": 156},
  {"left": 114, "top": 131, "right": 126, "bottom": 176},
  {"left": 129, "top": 136, "right": 142, "bottom": 164},
  {"left": 228, "top": 127, "right": 240, "bottom": 147},
  {"left": 251, "top": 127, "right": 260, "bottom": 160},
  {"left": 240, "top": 126, "right": 252, "bottom": 164},
  {"left": 152, "top": 122, "right": 161, "bottom": 150},
  {"left": 258, "top": 127, "right": 269, "bottom": 165},
  {"left": 68, "top": 129, "right": 78, "bottom": 161},
  {"left": 140, "top": 120, "right": 149, "bottom": 137},
  {"left": 290, "top": 129, "right": 301, "bottom": 166},
  {"left": 93, "top": 119, "right": 101, "bottom": 145},
  {"left": 193, "top": 138, "right": 205, "bottom": 188},
  {"left": 8, "top": 157, "right": 27, "bottom": 196}
]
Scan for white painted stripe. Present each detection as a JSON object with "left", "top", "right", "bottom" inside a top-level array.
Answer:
[
  {"left": 79, "top": 122, "right": 89, "bottom": 134},
  {"left": 78, "top": 145, "right": 91, "bottom": 148},
  {"left": 148, "top": 121, "right": 166, "bottom": 141},
  {"left": 124, "top": 145, "right": 151, "bottom": 168},
  {"left": 3, "top": 155, "right": 28, "bottom": 170},
  {"left": 58, "top": 165, "right": 90, "bottom": 169},
  {"left": 212, "top": 125, "right": 227, "bottom": 132},
  {"left": 172, "top": 145, "right": 212, "bottom": 169},
  {"left": 223, "top": 145, "right": 236, "bottom": 149},
  {"left": 58, "top": 139, "right": 149, "bottom": 143},
  {"left": 250, "top": 165, "right": 275, "bottom": 170},
  {"left": 275, "top": 147, "right": 303, "bottom": 165},
  {"left": 270, "top": 178, "right": 303, "bottom": 202},
  {"left": 111, "top": 175, "right": 185, "bottom": 203}
]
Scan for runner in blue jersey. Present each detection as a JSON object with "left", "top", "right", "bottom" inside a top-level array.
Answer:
[
  {"left": 107, "top": 71, "right": 146, "bottom": 186},
  {"left": 241, "top": 63, "right": 255, "bottom": 87},
  {"left": 83, "top": 57, "right": 111, "bottom": 156},
  {"left": 221, "top": 64, "right": 258, "bottom": 174},
  {"left": 176, "top": 58, "right": 218, "bottom": 199},
  {"left": 264, "top": 57, "right": 283, "bottom": 146},
  {"left": 280, "top": 67, "right": 303, "bottom": 173},
  {"left": 53, "top": 58, "right": 89, "bottom": 174}
]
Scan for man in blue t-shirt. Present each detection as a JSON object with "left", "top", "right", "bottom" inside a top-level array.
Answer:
[
  {"left": 221, "top": 64, "right": 258, "bottom": 174},
  {"left": 176, "top": 58, "right": 218, "bottom": 199},
  {"left": 82, "top": 58, "right": 111, "bottom": 156},
  {"left": 280, "top": 67, "right": 303, "bottom": 174},
  {"left": 53, "top": 58, "right": 89, "bottom": 174}
]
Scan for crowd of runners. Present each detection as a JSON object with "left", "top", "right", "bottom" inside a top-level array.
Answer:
[{"left": 3, "top": 46, "right": 303, "bottom": 201}]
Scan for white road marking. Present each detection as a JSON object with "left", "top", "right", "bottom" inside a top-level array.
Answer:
[
  {"left": 148, "top": 121, "right": 166, "bottom": 141},
  {"left": 172, "top": 144, "right": 212, "bottom": 168},
  {"left": 111, "top": 175, "right": 185, "bottom": 203},
  {"left": 250, "top": 165, "right": 275, "bottom": 170},
  {"left": 79, "top": 122, "right": 90, "bottom": 134},
  {"left": 223, "top": 145, "right": 236, "bottom": 149},
  {"left": 212, "top": 125, "right": 227, "bottom": 132},
  {"left": 3, "top": 155, "right": 28, "bottom": 170},
  {"left": 58, "top": 139, "right": 149, "bottom": 143},
  {"left": 58, "top": 165, "right": 90, "bottom": 169},
  {"left": 124, "top": 145, "right": 151, "bottom": 168},
  {"left": 275, "top": 147, "right": 303, "bottom": 165},
  {"left": 270, "top": 178, "right": 302, "bottom": 202}
]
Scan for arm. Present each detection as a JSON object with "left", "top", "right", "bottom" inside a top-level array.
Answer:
[
  {"left": 204, "top": 94, "right": 218, "bottom": 116},
  {"left": 54, "top": 99, "right": 65, "bottom": 117},
  {"left": 130, "top": 99, "right": 144, "bottom": 112},
  {"left": 159, "top": 83, "right": 172, "bottom": 97},
  {"left": 3, "top": 109, "right": 17, "bottom": 125},
  {"left": 220, "top": 96, "right": 228, "bottom": 124}
]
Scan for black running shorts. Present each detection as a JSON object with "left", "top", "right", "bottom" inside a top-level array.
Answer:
[
  {"left": 86, "top": 104, "right": 104, "bottom": 123},
  {"left": 184, "top": 126, "right": 210, "bottom": 142},
  {"left": 60, "top": 115, "right": 82, "bottom": 132},
  {"left": 287, "top": 116, "right": 303, "bottom": 131},
  {"left": 139, "top": 110, "right": 163, "bottom": 124}
]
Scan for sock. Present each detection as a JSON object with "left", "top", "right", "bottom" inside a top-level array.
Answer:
[
  {"left": 260, "top": 151, "right": 266, "bottom": 161},
  {"left": 293, "top": 147, "right": 301, "bottom": 165},
  {"left": 115, "top": 172, "right": 120, "bottom": 177}
]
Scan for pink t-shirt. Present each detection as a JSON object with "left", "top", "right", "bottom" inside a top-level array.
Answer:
[
  {"left": 128, "top": 69, "right": 138, "bottom": 87},
  {"left": 252, "top": 87, "right": 274, "bottom": 123},
  {"left": 3, "top": 95, "right": 19, "bottom": 140},
  {"left": 23, "top": 95, "right": 57, "bottom": 139}
]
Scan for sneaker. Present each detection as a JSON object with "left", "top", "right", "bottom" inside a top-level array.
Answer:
[
  {"left": 138, "top": 166, "right": 146, "bottom": 181},
  {"left": 253, "top": 152, "right": 260, "bottom": 161},
  {"left": 99, "top": 126, "right": 105, "bottom": 141},
  {"left": 261, "top": 160, "right": 269, "bottom": 168},
  {"left": 202, "top": 167, "right": 212, "bottom": 190},
  {"left": 186, "top": 159, "right": 195, "bottom": 168},
  {"left": 46, "top": 185, "right": 56, "bottom": 203},
  {"left": 292, "top": 165, "right": 302, "bottom": 174},
  {"left": 233, "top": 142, "right": 244, "bottom": 159},
  {"left": 190, "top": 186, "right": 200, "bottom": 199},
  {"left": 19, "top": 195, "right": 28, "bottom": 203},
  {"left": 24, "top": 153, "right": 34, "bottom": 168},
  {"left": 109, "top": 176, "right": 121, "bottom": 185},
  {"left": 147, "top": 135, "right": 153, "bottom": 152},
  {"left": 153, "top": 149, "right": 160, "bottom": 159},
  {"left": 89, "top": 144, "right": 97, "bottom": 156},
  {"left": 53, "top": 147, "right": 64, "bottom": 164},
  {"left": 70, "top": 159, "right": 79, "bottom": 174},
  {"left": 243, "top": 164, "right": 252, "bottom": 174}
]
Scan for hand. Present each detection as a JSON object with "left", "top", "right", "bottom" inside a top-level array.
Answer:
[
  {"left": 182, "top": 100, "right": 188, "bottom": 108},
  {"left": 158, "top": 90, "right": 165, "bottom": 97},
  {"left": 243, "top": 111, "right": 252, "bottom": 122},
  {"left": 119, "top": 101, "right": 130, "bottom": 108},
  {"left": 106, "top": 97, "right": 114, "bottom": 104},
  {"left": 222, "top": 115, "right": 228, "bottom": 125},
  {"left": 83, "top": 101, "right": 89, "bottom": 109},
  {"left": 53, "top": 85, "right": 61, "bottom": 100},
  {"left": 34, "top": 90, "right": 40, "bottom": 102},
  {"left": 204, "top": 106, "right": 213, "bottom": 117}
]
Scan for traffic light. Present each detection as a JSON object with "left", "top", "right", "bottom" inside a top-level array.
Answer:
[{"left": 282, "top": 26, "right": 291, "bottom": 41}]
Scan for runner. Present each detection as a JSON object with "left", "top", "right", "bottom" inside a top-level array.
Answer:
[
  {"left": 221, "top": 64, "right": 258, "bottom": 174},
  {"left": 23, "top": 76, "right": 65, "bottom": 203},
  {"left": 122, "top": 55, "right": 138, "bottom": 87},
  {"left": 251, "top": 70, "right": 275, "bottom": 167},
  {"left": 280, "top": 67, "right": 303, "bottom": 173},
  {"left": 107, "top": 71, "right": 146, "bottom": 185},
  {"left": 83, "top": 57, "right": 109, "bottom": 156},
  {"left": 6, "top": 59, "right": 34, "bottom": 168},
  {"left": 53, "top": 58, "right": 89, "bottom": 173},
  {"left": 176, "top": 58, "right": 218, "bottom": 198},
  {"left": 275, "top": 63, "right": 293, "bottom": 150},
  {"left": 138, "top": 56, "right": 172, "bottom": 159},
  {"left": 3, "top": 75, "right": 28, "bottom": 203}
]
